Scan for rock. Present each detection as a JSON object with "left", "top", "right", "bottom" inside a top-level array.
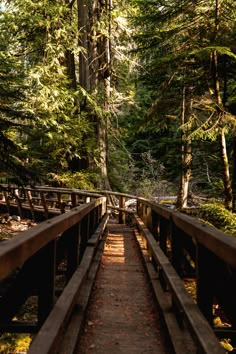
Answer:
[{"left": 12, "top": 215, "right": 21, "bottom": 222}]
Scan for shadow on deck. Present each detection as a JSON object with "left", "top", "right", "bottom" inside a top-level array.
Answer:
[{"left": 76, "top": 221, "right": 170, "bottom": 354}]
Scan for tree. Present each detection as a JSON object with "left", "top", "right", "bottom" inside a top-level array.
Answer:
[
  {"left": 128, "top": 0, "right": 236, "bottom": 206},
  {"left": 0, "top": 7, "right": 36, "bottom": 183}
]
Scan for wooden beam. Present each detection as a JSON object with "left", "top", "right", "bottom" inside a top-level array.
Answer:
[{"left": 134, "top": 214, "right": 225, "bottom": 354}]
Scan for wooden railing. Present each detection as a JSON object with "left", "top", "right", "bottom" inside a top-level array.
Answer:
[
  {"left": 0, "top": 188, "right": 107, "bottom": 338},
  {"left": 1, "top": 186, "right": 235, "bottom": 353},
  {"left": 107, "top": 193, "right": 235, "bottom": 353},
  {"left": 0, "top": 184, "right": 103, "bottom": 221}
]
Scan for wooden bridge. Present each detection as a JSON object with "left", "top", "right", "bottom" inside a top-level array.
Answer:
[{"left": 0, "top": 185, "right": 235, "bottom": 353}]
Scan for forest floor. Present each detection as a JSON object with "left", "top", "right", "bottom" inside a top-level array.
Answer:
[{"left": 0, "top": 213, "right": 37, "bottom": 241}]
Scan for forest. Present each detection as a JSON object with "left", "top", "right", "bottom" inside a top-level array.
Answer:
[{"left": 1, "top": 0, "right": 236, "bottom": 215}]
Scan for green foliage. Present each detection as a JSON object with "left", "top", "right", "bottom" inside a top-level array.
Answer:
[
  {"left": 0, "top": 0, "right": 98, "bottom": 185},
  {"left": 0, "top": 332, "right": 32, "bottom": 353},
  {"left": 199, "top": 202, "right": 236, "bottom": 235},
  {"left": 47, "top": 170, "right": 99, "bottom": 190},
  {"left": 121, "top": 0, "right": 236, "bottom": 202},
  {"left": 0, "top": 9, "right": 37, "bottom": 183}
]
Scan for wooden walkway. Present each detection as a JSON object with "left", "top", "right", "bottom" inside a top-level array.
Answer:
[
  {"left": 76, "top": 221, "right": 170, "bottom": 354},
  {"left": 0, "top": 186, "right": 233, "bottom": 353}
]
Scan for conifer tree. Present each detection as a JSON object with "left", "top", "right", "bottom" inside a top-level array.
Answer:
[{"left": 130, "top": 0, "right": 236, "bottom": 207}]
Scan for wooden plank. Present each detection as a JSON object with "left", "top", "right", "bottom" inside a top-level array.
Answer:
[
  {"left": 58, "top": 229, "right": 108, "bottom": 354},
  {"left": 134, "top": 214, "right": 225, "bottom": 354},
  {"left": 134, "top": 228, "right": 196, "bottom": 353},
  {"left": 27, "top": 246, "right": 95, "bottom": 354}
]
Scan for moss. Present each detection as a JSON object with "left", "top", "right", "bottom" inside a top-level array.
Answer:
[{"left": 198, "top": 202, "right": 236, "bottom": 236}]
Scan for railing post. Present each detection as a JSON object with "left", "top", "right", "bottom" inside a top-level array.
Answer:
[
  {"left": 102, "top": 198, "right": 107, "bottom": 216},
  {"left": 3, "top": 191, "right": 11, "bottom": 214},
  {"left": 171, "top": 222, "right": 184, "bottom": 277},
  {"left": 89, "top": 208, "right": 96, "bottom": 234},
  {"left": 40, "top": 192, "right": 48, "bottom": 219},
  {"left": 57, "top": 192, "right": 66, "bottom": 213},
  {"left": 137, "top": 200, "right": 140, "bottom": 217},
  {"left": 146, "top": 206, "right": 152, "bottom": 231},
  {"left": 71, "top": 193, "right": 77, "bottom": 208},
  {"left": 119, "top": 196, "right": 126, "bottom": 224},
  {"left": 66, "top": 224, "right": 80, "bottom": 281},
  {"left": 79, "top": 215, "right": 90, "bottom": 262},
  {"left": 196, "top": 244, "right": 214, "bottom": 325},
  {"left": 159, "top": 217, "right": 169, "bottom": 254},
  {"left": 13, "top": 192, "right": 23, "bottom": 219},
  {"left": 37, "top": 240, "right": 56, "bottom": 326},
  {"left": 151, "top": 210, "right": 159, "bottom": 242},
  {"left": 26, "top": 190, "right": 35, "bottom": 221}
]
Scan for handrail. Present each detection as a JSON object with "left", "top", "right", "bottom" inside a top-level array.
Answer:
[
  {"left": 0, "top": 197, "right": 106, "bottom": 281},
  {"left": 0, "top": 193, "right": 107, "bottom": 337},
  {"left": 0, "top": 184, "right": 104, "bottom": 221},
  {"left": 85, "top": 191, "right": 236, "bottom": 352},
  {"left": 0, "top": 186, "right": 236, "bottom": 353}
]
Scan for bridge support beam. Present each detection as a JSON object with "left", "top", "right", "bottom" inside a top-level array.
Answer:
[{"left": 119, "top": 196, "right": 126, "bottom": 224}]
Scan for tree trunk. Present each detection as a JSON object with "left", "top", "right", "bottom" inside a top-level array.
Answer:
[
  {"left": 176, "top": 86, "right": 193, "bottom": 209},
  {"left": 77, "top": 0, "right": 112, "bottom": 191},
  {"left": 220, "top": 127, "right": 232, "bottom": 210},
  {"left": 65, "top": 50, "right": 77, "bottom": 90},
  {"left": 94, "top": 0, "right": 112, "bottom": 190},
  {"left": 78, "top": 0, "right": 89, "bottom": 91},
  {"left": 212, "top": 0, "right": 233, "bottom": 210}
]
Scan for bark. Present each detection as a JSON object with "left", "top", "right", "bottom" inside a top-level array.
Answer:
[
  {"left": 77, "top": 0, "right": 112, "bottom": 191},
  {"left": 64, "top": 0, "right": 77, "bottom": 90},
  {"left": 78, "top": 0, "right": 89, "bottom": 90},
  {"left": 65, "top": 50, "right": 77, "bottom": 90},
  {"left": 99, "top": 0, "right": 112, "bottom": 187},
  {"left": 95, "top": 0, "right": 112, "bottom": 191},
  {"left": 220, "top": 128, "right": 232, "bottom": 210},
  {"left": 176, "top": 86, "right": 193, "bottom": 209},
  {"left": 211, "top": 0, "right": 232, "bottom": 209}
]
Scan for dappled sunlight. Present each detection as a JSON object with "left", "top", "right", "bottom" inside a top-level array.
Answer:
[{"left": 104, "top": 233, "right": 126, "bottom": 264}]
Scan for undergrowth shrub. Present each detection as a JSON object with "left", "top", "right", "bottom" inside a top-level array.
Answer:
[
  {"left": 199, "top": 202, "right": 236, "bottom": 236},
  {"left": 47, "top": 170, "right": 99, "bottom": 190}
]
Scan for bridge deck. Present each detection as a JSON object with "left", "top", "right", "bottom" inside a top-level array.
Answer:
[{"left": 76, "top": 221, "right": 170, "bottom": 354}]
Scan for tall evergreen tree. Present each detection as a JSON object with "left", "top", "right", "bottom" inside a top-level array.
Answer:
[{"left": 130, "top": 0, "right": 236, "bottom": 207}]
